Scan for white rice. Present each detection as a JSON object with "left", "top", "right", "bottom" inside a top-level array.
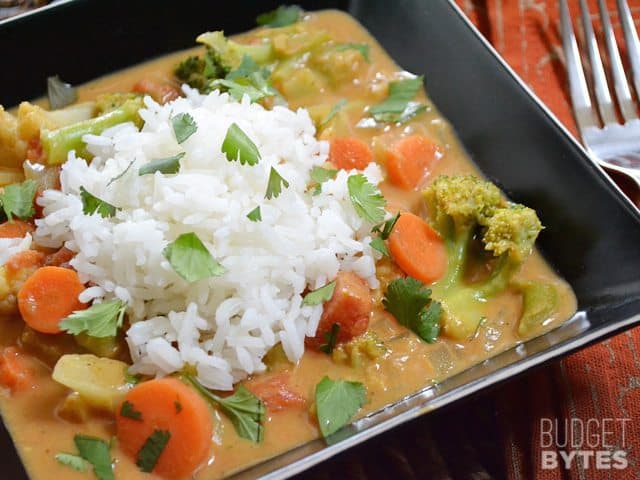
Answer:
[
  {"left": 0, "top": 234, "right": 32, "bottom": 265},
  {"left": 35, "top": 87, "right": 382, "bottom": 390}
]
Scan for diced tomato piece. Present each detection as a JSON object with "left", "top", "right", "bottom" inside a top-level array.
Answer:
[
  {"left": 133, "top": 79, "right": 181, "bottom": 104},
  {"left": 0, "top": 346, "right": 35, "bottom": 393},
  {"left": 0, "top": 220, "right": 34, "bottom": 239},
  {"left": 245, "top": 373, "right": 306, "bottom": 411},
  {"left": 44, "top": 247, "right": 75, "bottom": 268},
  {"left": 5, "top": 250, "right": 45, "bottom": 280},
  {"left": 307, "top": 271, "right": 372, "bottom": 349}
]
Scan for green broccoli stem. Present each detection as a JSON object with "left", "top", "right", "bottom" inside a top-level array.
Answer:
[
  {"left": 41, "top": 100, "right": 142, "bottom": 165},
  {"left": 438, "top": 223, "right": 473, "bottom": 289},
  {"left": 475, "top": 253, "right": 519, "bottom": 298}
]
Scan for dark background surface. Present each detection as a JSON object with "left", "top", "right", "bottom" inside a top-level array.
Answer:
[{"left": 2, "top": 0, "right": 640, "bottom": 479}]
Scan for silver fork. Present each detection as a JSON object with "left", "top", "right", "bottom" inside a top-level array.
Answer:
[{"left": 560, "top": 0, "right": 640, "bottom": 187}]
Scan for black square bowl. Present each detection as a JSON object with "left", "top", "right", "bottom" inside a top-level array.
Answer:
[{"left": 2, "top": 0, "right": 640, "bottom": 478}]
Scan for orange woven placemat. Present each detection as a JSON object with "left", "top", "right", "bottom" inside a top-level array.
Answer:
[{"left": 456, "top": 1, "right": 640, "bottom": 479}]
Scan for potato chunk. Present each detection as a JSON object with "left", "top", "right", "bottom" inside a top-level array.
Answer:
[{"left": 52, "top": 354, "right": 131, "bottom": 412}]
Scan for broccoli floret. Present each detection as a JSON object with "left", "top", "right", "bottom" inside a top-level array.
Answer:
[
  {"left": 175, "top": 31, "right": 274, "bottom": 92},
  {"left": 423, "top": 175, "right": 548, "bottom": 340}
]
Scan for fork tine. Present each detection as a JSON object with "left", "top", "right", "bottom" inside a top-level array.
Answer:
[
  {"left": 560, "top": 0, "right": 599, "bottom": 132},
  {"left": 597, "top": 0, "right": 638, "bottom": 121},
  {"left": 616, "top": 0, "right": 640, "bottom": 98},
  {"left": 579, "top": 0, "right": 617, "bottom": 124}
]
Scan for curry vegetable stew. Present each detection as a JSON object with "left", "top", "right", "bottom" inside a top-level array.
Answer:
[{"left": 0, "top": 7, "right": 576, "bottom": 480}]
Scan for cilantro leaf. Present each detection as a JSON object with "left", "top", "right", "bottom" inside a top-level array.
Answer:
[
  {"left": 55, "top": 453, "right": 89, "bottom": 472},
  {"left": 382, "top": 277, "right": 443, "bottom": 344},
  {"left": 74, "top": 435, "right": 114, "bottom": 480},
  {"left": 320, "top": 98, "right": 347, "bottom": 126},
  {"left": 256, "top": 5, "right": 302, "bottom": 27},
  {"left": 185, "top": 374, "right": 265, "bottom": 442},
  {"left": 347, "top": 174, "right": 386, "bottom": 223},
  {"left": 246, "top": 206, "right": 262, "bottom": 222},
  {"left": 309, "top": 166, "right": 337, "bottom": 195},
  {"left": 319, "top": 323, "right": 340, "bottom": 355},
  {"left": 171, "top": 113, "right": 197, "bottom": 144},
  {"left": 414, "top": 301, "right": 442, "bottom": 344},
  {"left": 163, "top": 232, "right": 225, "bottom": 282},
  {"left": 136, "top": 429, "right": 171, "bottom": 473},
  {"left": 369, "top": 76, "right": 426, "bottom": 123},
  {"left": 213, "top": 74, "right": 278, "bottom": 103},
  {"left": 335, "top": 43, "right": 370, "bottom": 62},
  {"left": 369, "top": 236, "right": 389, "bottom": 257},
  {"left": 303, "top": 281, "right": 336, "bottom": 306},
  {"left": 372, "top": 212, "right": 400, "bottom": 240},
  {"left": 226, "top": 55, "right": 263, "bottom": 80},
  {"left": 221, "top": 123, "right": 261, "bottom": 166},
  {"left": 138, "top": 152, "right": 184, "bottom": 176},
  {"left": 120, "top": 400, "right": 142, "bottom": 421},
  {"left": 59, "top": 299, "right": 127, "bottom": 338},
  {"left": 0, "top": 179, "right": 38, "bottom": 220},
  {"left": 106, "top": 160, "right": 135, "bottom": 186},
  {"left": 80, "top": 186, "right": 118, "bottom": 218},
  {"left": 315, "top": 376, "right": 367, "bottom": 438},
  {"left": 265, "top": 166, "right": 289, "bottom": 199}
]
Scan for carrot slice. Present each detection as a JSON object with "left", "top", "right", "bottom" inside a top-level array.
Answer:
[
  {"left": 328, "top": 137, "right": 373, "bottom": 170},
  {"left": 388, "top": 212, "right": 447, "bottom": 284},
  {"left": 245, "top": 373, "right": 305, "bottom": 411},
  {"left": 133, "top": 79, "right": 181, "bottom": 105},
  {"left": 116, "top": 378, "right": 213, "bottom": 479},
  {"left": 17, "top": 266, "right": 86, "bottom": 334},
  {"left": 386, "top": 135, "right": 442, "bottom": 190},
  {"left": 0, "top": 220, "right": 34, "bottom": 238},
  {"left": 0, "top": 346, "right": 34, "bottom": 393}
]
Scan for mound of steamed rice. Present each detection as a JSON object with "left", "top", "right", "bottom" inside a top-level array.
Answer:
[{"left": 35, "top": 87, "right": 382, "bottom": 390}]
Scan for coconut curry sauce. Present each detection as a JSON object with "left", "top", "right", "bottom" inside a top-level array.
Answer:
[{"left": 0, "top": 9, "right": 576, "bottom": 480}]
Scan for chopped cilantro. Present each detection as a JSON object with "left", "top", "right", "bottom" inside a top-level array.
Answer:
[
  {"left": 335, "top": 43, "right": 370, "bottom": 62},
  {"left": 309, "top": 166, "right": 337, "bottom": 195},
  {"left": 319, "top": 323, "right": 340, "bottom": 355},
  {"left": 59, "top": 299, "right": 127, "bottom": 338},
  {"left": 347, "top": 174, "right": 386, "bottom": 223},
  {"left": 163, "top": 232, "right": 226, "bottom": 283},
  {"left": 369, "top": 76, "right": 426, "bottom": 123},
  {"left": 221, "top": 123, "right": 261, "bottom": 166},
  {"left": 369, "top": 236, "right": 389, "bottom": 257},
  {"left": 303, "top": 281, "right": 336, "bottom": 306},
  {"left": 80, "top": 186, "right": 118, "bottom": 218},
  {"left": 320, "top": 98, "right": 347, "bottom": 126},
  {"left": 256, "top": 5, "right": 302, "bottom": 27},
  {"left": 185, "top": 374, "right": 265, "bottom": 442},
  {"left": 382, "top": 277, "right": 443, "bottom": 344},
  {"left": 55, "top": 452, "right": 89, "bottom": 472},
  {"left": 124, "top": 369, "right": 142, "bottom": 385},
  {"left": 370, "top": 212, "right": 401, "bottom": 257},
  {"left": 74, "top": 434, "right": 114, "bottom": 480},
  {"left": 136, "top": 429, "right": 171, "bottom": 473},
  {"left": 171, "top": 113, "right": 197, "bottom": 144},
  {"left": 0, "top": 179, "right": 38, "bottom": 220},
  {"left": 120, "top": 400, "right": 142, "bottom": 421},
  {"left": 265, "top": 166, "right": 289, "bottom": 199},
  {"left": 372, "top": 212, "right": 400, "bottom": 240},
  {"left": 246, "top": 206, "right": 262, "bottom": 222},
  {"left": 315, "top": 376, "right": 366, "bottom": 438},
  {"left": 138, "top": 152, "right": 184, "bottom": 176}
]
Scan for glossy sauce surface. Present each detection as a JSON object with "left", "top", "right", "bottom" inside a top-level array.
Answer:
[{"left": 0, "top": 10, "right": 576, "bottom": 480}]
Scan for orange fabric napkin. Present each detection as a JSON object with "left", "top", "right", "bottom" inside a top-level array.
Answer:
[{"left": 456, "top": 1, "right": 640, "bottom": 479}]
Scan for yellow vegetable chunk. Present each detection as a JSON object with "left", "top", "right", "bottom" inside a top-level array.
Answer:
[{"left": 52, "top": 354, "right": 131, "bottom": 412}]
